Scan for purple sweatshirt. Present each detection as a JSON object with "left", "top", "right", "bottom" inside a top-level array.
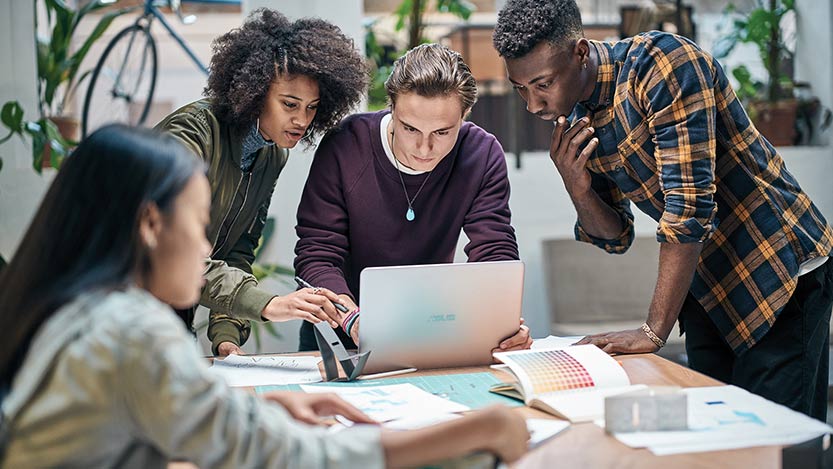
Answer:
[{"left": 294, "top": 111, "right": 518, "bottom": 306}]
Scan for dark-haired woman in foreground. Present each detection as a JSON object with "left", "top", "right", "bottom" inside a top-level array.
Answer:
[
  {"left": 0, "top": 125, "right": 528, "bottom": 468},
  {"left": 156, "top": 8, "right": 368, "bottom": 356}
]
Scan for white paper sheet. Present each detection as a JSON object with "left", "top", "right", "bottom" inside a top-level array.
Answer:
[
  {"left": 210, "top": 355, "right": 322, "bottom": 387},
  {"left": 382, "top": 416, "right": 570, "bottom": 448},
  {"left": 606, "top": 385, "right": 833, "bottom": 455},
  {"left": 527, "top": 418, "right": 570, "bottom": 447},
  {"left": 300, "top": 383, "right": 470, "bottom": 422},
  {"left": 531, "top": 335, "right": 584, "bottom": 350},
  {"left": 383, "top": 413, "right": 462, "bottom": 430}
]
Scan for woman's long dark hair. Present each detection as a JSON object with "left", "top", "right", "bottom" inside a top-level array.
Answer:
[{"left": 0, "top": 125, "right": 203, "bottom": 386}]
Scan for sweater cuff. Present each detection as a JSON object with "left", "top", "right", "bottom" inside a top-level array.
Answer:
[{"left": 233, "top": 283, "right": 276, "bottom": 322}]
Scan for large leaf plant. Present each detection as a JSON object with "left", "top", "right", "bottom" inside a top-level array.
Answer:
[{"left": 0, "top": 0, "right": 128, "bottom": 173}]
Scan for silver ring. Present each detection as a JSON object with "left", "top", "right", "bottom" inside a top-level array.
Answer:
[{"left": 312, "top": 287, "right": 321, "bottom": 294}]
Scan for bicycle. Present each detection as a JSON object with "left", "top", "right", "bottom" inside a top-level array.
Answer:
[{"left": 82, "top": 0, "right": 238, "bottom": 137}]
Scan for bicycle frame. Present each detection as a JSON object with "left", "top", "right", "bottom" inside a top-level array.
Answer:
[{"left": 139, "top": 1, "right": 209, "bottom": 75}]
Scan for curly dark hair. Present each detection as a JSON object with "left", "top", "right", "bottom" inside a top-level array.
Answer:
[
  {"left": 493, "top": 0, "right": 584, "bottom": 59},
  {"left": 205, "top": 9, "right": 368, "bottom": 144}
]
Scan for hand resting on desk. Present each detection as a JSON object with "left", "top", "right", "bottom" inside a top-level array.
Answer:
[
  {"left": 263, "top": 391, "right": 376, "bottom": 425},
  {"left": 265, "top": 391, "right": 530, "bottom": 466},
  {"left": 576, "top": 328, "right": 660, "bottom": 354}
]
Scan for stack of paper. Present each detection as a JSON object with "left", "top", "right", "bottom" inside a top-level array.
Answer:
[
  {"left": 210, "top": 355, "right": 322, "bottom": 387},
  {"left": 604, "top": 385, "right": 833, "bottom": 455}
]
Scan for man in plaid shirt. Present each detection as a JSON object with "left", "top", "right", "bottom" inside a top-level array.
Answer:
[{"left": 494, "top": 0, "right": 833, "bottom": 420}]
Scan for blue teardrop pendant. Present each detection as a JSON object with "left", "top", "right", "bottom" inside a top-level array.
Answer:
[{"left": 406, "top": 207, "right": 415, "bottom": 221}]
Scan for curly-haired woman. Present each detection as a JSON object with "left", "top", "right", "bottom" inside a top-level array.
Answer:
[{"left": 156, "top": 9, "right": 368, "bottom": 356}]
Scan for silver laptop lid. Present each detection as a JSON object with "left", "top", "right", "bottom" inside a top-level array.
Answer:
[{"left": 358, "top": 260, "right": 524, "bottom": 374}]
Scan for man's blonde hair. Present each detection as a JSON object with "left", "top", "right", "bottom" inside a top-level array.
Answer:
[{"left": 384, "top": 43, "right": 477, "bottom": 113}]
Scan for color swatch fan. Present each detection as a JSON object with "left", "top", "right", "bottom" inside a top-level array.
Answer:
[{"left": 491, "top": 344, "right": 646, "bottom": 422}]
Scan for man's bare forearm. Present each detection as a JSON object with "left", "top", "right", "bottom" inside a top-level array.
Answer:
[
  {"left": 646, "top": 242, "right": 703, "bottom": 339},
  {"left": 570, "top": 188, "right": 625, "bottom": 239}
]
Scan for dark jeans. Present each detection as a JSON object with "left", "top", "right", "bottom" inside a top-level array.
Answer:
[
  {"left": 298, "top": 320, "right": 356, "bottom": 352},
  {"left": 680, "top": 259, "right": 833, "bottom": 421}
]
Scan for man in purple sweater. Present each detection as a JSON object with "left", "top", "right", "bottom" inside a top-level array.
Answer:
[{"left": 294, "top": 43, "right": 532, "bottom": 353}]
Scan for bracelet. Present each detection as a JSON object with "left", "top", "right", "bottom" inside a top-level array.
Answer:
[
  {"left": 641, "top": 322, "right": 666, "bottom": 349},
  {"left": 345, "top": 314, "right": 360, "bottom": 337},
  {"left": 341, "top": 309, "right": 359, "bottom": 328},
  {"left": 343, "top": 308, "right": 360, "bottom": 335}
]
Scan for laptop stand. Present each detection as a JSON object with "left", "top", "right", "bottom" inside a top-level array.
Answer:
[{"left": 313, "top": 321, "right": 370, "bottom": 381}]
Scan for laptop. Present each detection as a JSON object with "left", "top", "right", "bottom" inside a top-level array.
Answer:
[{"left": 358, "top": 260, "right": 524, "bottom": 374}]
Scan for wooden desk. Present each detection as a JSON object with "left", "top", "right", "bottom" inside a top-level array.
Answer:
[
  {"left": 204, "top": 352, "right": 781, "bottom": 469},
  {"left": 344, "top": 353, "right": 779, "bottom": 469}
]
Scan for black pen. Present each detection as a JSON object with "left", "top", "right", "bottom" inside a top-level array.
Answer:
[{"left": 294, "top": 276, "right": 350, "bottom": 313}]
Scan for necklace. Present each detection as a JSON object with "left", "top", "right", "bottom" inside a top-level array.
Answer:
[{"left": 390, "top": 131, "right": 431, "bottom": 222}]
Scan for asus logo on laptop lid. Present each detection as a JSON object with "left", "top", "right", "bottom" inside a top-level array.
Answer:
[{"left": 427, "top": 314, "right": 456, "bottom": 322}]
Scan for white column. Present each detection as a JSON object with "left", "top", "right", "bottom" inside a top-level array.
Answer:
[
  {"left": 794, "top": 0, "right": 833, "bottom": 145},
  {"left": 0, "top": 0, "right": 55, "bottom": 260}
]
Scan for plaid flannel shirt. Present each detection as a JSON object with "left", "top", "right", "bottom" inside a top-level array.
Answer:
[{"left": 572, "top": 32, "right": 833, "bottom": 355}]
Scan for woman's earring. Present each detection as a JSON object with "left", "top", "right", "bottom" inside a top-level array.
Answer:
[
  {"left": 583, "top": 61, "right": 588, "bottom": 70},
  {"left": 256, "top": 118, "right": 260, "bottom": 135}
]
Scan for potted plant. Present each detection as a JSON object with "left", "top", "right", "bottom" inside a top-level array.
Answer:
[
  {"left": 713, "top": 0, "right": 800, "bottom": 146},
  {"left": 0, "top": 0, "right": 126, "bottom": 173}
]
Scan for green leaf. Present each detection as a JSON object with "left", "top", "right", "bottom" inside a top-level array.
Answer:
[
  {"left": 1, "top": 101, "right": 25, "bottom": 134},
  {"left": 436, "top": 0, "right": 475, "bottom": 20},
  {"left": 42, "top": 118, "right": 71, "bottom": 168},
  {"left": 711, "top": 34, "right": 738, "bottom": 59},
  {"left": 29, "top": 129, "right": 47, "bottom": 174},
  {"left": 394, "top": 0, "right": 412, "bottom": 31}
]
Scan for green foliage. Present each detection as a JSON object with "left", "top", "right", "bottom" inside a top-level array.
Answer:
[
  {"left": 38, "top": 0, "right": 130, "bottom": 117},
  {"left": 368, "top": 0, "right": 474, "bottom": 109},
  {"left": 0, "top": 1, "right": 128, "bottom": 174},
  {"left": 0, "top": 101, "right": 72, "bottom": 173},
  {"left": 365, "top": 21, "right": 402, "bottom": 110},
  {"left": 393, "top": 0, "right": 473, "bottom": 49},
  {"left": 713, "top": 0, "right": 796, "bottom": 103},
  {"left": 731, "top": 65, "right": 762, "bottom": 103}
]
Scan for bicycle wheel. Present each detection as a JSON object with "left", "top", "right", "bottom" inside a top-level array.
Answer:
[{"left": 82, "top": 24, "right": 158, "bottom": 137}]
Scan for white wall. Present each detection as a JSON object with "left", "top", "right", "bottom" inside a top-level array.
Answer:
[
  {"left": 794, "top": 0, "right": 833, "bottom": 145},
  {"left": 0, "top": 0, "right": 55, "bottom": 262}
]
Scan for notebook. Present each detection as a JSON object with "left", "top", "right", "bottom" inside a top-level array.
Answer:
[
  {"left": 491, "top": 344, "right": 646, "bottom": 422},
  {"left": 358, "top": 260, "right": 524, "bottom": 374}
]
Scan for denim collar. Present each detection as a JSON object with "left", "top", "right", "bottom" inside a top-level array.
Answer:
[{"left": 240, "top": 123, "right": 275, "bottom": 171}]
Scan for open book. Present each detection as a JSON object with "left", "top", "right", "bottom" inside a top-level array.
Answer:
[{"left": 491, "top": 344, "right": 646, "bottom": 422}]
